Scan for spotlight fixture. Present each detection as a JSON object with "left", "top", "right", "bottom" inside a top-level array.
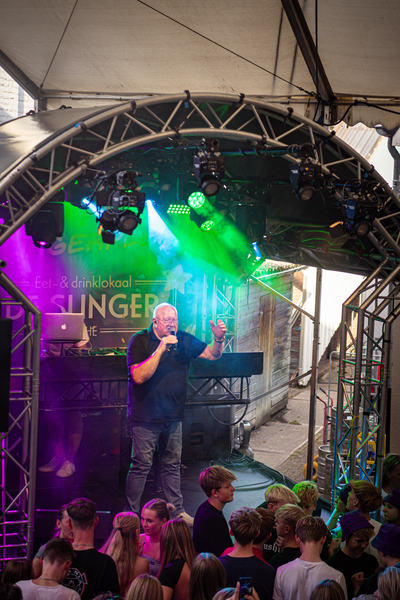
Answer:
[
  {"left": 94, "top": 170, "right": 146, "bottom": 243},
  {"left": 289, "top": 144, "right": 323, "bottom": 202},
  {"left": 108, "top": 170, "right": 142, "bottom": 188},
  {"left": 193, "top": 138, "right": 225, "bottom": 197},
  {"left": 167, "top": 204, "right": 190, "bottom": 215},
  {"left": 116, "top": 209, "right": 140, "bottom": 235},
  {"left": 297, "top": 182, "right": 317, "bottom": 202},
  {"left": 25, "top": 203, "right": 64, "bottom": 248},
  {"left": 290, "top": 163, "right": 318, "bottom": 202},
  {"left": 353, "top": 218, "right": 372, "bottom": 237},
  {"left": 329, "top": 181, "right": 380, "bottom": 239},
  {"left": 190, "top": 209, "right": 216, "bottom": 231},
  {"left": 342, "top": 217, "right": 372, "bottom": 238},
  {"left": 187, "top": 191, "right": 206, "bottom": 209},
  {"left": 96, "top": 189, "right": 146, "bottom": 209}
]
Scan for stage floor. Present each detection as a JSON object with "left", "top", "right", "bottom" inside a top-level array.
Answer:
[{"left": 34, "top": 414, "right": 295, "bottom": 552}]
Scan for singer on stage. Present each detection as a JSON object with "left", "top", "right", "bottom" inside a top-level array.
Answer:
[{"left": 125, "top": 302, "right": 227, "bottom": 524}]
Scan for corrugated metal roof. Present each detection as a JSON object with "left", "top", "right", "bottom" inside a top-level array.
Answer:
[{"left": 333, "top": 122, "right": 382, "bottom": 161}]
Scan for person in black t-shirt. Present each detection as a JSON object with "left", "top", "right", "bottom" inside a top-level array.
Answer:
[
  {"left": 269, "top": 504, "right": 304, "bottom": 569},
  {"left": 62, "top": 498, "right": 120, "bottom": 600},
  {"left": 219, "top": 507, "right": 275, "bottom": 600},
  {"left": 356, "top": 522, "right": 400, "bottom": 596},
  {"left": 327, "top": 510, "right": 378, "bottom": 600},
  {"left": 257, "top": 484, "right": 300, "bottom": 563},
  {"left": 193, "top": 465, "right": 237, "bottom": 556},
  {"left": 125, "top": 303, "right": 226, "bottom": 524}
]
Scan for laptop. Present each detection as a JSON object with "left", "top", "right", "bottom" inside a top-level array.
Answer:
[{"left": 42, "top": 313, "right": 85, "bottom": 342}]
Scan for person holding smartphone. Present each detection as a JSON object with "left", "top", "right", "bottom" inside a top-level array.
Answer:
[{"left": 218, "top": 507, "right": 275, "bottom": 600}]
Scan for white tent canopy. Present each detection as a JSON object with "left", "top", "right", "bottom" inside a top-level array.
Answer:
[{"left": 1, "top": 0, "right": 400, "bottom": 128}]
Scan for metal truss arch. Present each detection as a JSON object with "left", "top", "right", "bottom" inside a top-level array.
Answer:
[{"left": 1, "top": 92, "right": 399, "bottom": 258}]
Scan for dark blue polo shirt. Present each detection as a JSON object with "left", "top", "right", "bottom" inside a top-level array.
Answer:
[{"left": 126, "top": 325, "right": 207, "bottom": 423}]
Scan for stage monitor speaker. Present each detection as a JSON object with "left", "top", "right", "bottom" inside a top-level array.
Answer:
[
  {"left": 182, "top": 404, "right": 232, "bottom": 461},
  {"left": 0, "top": 318, "right": 12, "bottom": 433}
]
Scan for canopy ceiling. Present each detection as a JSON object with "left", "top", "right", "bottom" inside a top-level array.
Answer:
[{"left": 1, "top": 0, "right": 400, "bottom": 129}]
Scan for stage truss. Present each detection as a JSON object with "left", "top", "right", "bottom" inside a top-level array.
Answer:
[
  {"left": 333, "top": 261, "right": 400, "bottom": 501},
  {"left": 0, "top": 270, "right": 40, "bottom": 565},
  {"left": 2, "top": 93, "right": 400, "bottom": 557}
]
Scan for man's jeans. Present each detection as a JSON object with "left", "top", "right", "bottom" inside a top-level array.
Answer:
[{"left": 125, "top": 421, "right": 184, "bottom": 516}]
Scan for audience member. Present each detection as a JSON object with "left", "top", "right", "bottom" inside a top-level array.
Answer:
[
  {"left": 189, "top": 552, "right": 226, "bottom": 600},
  {"left": 292, "top": 481, "right": 319, "bottom": 516},
  {"left": 62, "top": 497, "right": 120, "bottom": 600},
  {"left": 100, "top": 511, "right": 149, "bottom": 594},
  {"left": 272, "top": 516, "right": 347, "bottom": 600},
  {"left": 32, "top": 504, "right": 73, "bottom": 577},
  {"left": 252, "top": 509, "right": 276, "bottom": 562},
  {"left": 347, "top": 481, "right": 382, "bottom": 561},
  {"left": 16, "top": 539, "right": 79, "bottom": 600},
  {"left": 125, "top": 574, "right": 163, "bottom": 600},
  {"left": 382, "top": 489, "right": 400, "bottom": 526},
  {"left": 259, "top": 484, "right": 300, "bottom": 562},
  {"left": 1, "top": 560, "right": 33, "bottom": 585},
  {"left": 211, "top": 587, "right": 236, "bottom": 600},
  {"left": 158, "top": 518, "right": 196, "bottom": 600},
  {"left": 221, "top": 582, "right": 262, "bottom": 600},
  {"left": 269, "top": 504, "right": 305, "bottom": 569},
  {"left": 327, "top": 485, "right": 351, "bottom": 533},
  {"left": 375, "top": 566, "right": 400, "bottom": 600},
  {"left": 381, "top": 454, "right": 400, "bottom": 495},
  {"left": 193, "top": 466, "right": 237, "bottom": 556},
  {"left": 221, "top": 508, "right": 275, "bottom": 563},
  {"left": 0, "top": 582, "right": 23, "bottom": 600},
  {"left": 140, "top": 498, "right": 174, "bottom": 576},
  {"left": 326, "top": 511, "right": 378, "bottom": 599},
  {"left": 309, "top": 579, "right": 346, "bottom": 600},
  {"left": 219, "top": 507, "right": 275, "bottom": 600},
  {"left": 355, "top": 523, "right": 400, "bottom": 596}
]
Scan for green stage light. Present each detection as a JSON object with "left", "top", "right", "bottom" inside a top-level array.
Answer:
[
  {"left": 167, "top": 204, "right": 191, "bottom": 215},
  {"left": 200, "top": 219, "right": 215, "bottom": 231},
  {"left": 188, "top": 191, "right": 206, "bottom": 209}
]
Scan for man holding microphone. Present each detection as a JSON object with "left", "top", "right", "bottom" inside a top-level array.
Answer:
[{"left": 125, "top": 302, "right": 227, "bottom": 525}]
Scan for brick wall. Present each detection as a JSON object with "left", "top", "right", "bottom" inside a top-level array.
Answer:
[{"left": 0, "top": 66, "right": 35, "bottom": 124}]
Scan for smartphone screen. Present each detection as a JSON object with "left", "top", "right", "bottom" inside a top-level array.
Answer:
[{"left": 239, "top": 577, "right": 253, "bottom": 598}]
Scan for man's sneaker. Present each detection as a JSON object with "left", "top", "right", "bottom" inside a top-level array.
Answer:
[
  {"left": 55, "top": 460, "right": 76, "bottom": 478},
  {"left": 178, "top": 511, "right": 194, "bottom": 526},
  {"left": 39, "top": 456, "right": 64, "bottom": 473}
]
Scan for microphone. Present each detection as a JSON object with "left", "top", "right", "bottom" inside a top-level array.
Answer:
[{"left": 170, "top": 330, "right": 178, "bottom": 353}]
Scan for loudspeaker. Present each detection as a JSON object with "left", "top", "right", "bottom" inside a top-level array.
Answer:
[
  {"left": 182, "top": 404, "right": 232, "bottom": 461},
  {"left": 0, "top": 319, "right": 12, "bottom": 433}
]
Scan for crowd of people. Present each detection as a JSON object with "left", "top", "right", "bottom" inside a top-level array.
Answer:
[
  {"left": 2, "top": 455, "right": 400, "bottom": 600},
  {"left": 3, "top": 304, "right": 400, "bottom": 599}
]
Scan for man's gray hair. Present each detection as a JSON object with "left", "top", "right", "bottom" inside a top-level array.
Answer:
[{"left": 152, "top": 303, "right": 178, "bottom": 319}]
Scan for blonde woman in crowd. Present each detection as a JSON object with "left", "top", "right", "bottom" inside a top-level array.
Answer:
[
  {"left": 140, "top": 498, "right": 174, "bottom": 576},
  {"left": 158, "top": 518, "right": 196, "bottom": 600},
  {"left": 100, "top": 511, "right": 149, "bottom": 595},
  {"left": 125, "top": 573, "right": 163, "bottom": 600}
]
